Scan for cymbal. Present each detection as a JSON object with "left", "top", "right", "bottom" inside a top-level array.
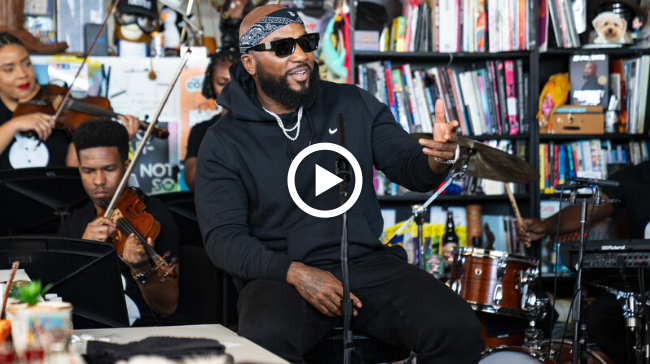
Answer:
[{"left": 412, "top": 133, "right": 540, "bottom": 184}]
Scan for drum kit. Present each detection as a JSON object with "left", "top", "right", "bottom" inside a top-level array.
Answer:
[{"left": 398, "top": 135, "right": 619, "bottom": 363}]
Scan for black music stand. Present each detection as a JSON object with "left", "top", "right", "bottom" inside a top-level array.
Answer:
[
  {"left": 0, "top": 236, "right": 129, "bottom": 329},
  {"left": 0, "top": 167, "right": 88, "bottom": 236},
  {"left": 155, "top": 191, "right": 201, "bottom": 245},
  {"left": 156, "top": 191, "right": 239, "bottom": 327}
]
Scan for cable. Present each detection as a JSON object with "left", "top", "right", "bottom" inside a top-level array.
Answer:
[{"left": 547, "top": 188, "right": 565, "bottom": 361}]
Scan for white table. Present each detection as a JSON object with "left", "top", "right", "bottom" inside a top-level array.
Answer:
[{"left": 73, "top": 324, "right": 289, "bottom": 364}]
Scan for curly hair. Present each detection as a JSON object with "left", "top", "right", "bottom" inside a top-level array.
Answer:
[
  {"left": 201, "top": 47, "right": 240, "bottom": 100},
  {"left": 0, "top": 32, "right": 25, "bottom": 50},
  {"left": 73, "top": 119, "right": 129, "bottom": 162}
]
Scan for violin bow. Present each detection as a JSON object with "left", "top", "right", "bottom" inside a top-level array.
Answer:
[
  {"left": 103, "top": 50, "right": 192, "bottom": 219},
  {"left": 50, "top": 0, "right": 120, "bottom": 124}
]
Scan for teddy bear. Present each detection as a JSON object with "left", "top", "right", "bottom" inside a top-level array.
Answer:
[{"left": 593, "top": 11, "right": 631, "bottom": 44}]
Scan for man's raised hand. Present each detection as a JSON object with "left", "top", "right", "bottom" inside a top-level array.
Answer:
[{"left": 419, "top": 99, "right": 459, "bottom": 172}]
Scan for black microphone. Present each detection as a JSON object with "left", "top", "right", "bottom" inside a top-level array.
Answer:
[
  {"left": 335, "top": 114, "right": 350, "bottom": 204},
  {"left": 554, "top": 182, "right": 590, "bottom": 191},
  {"left": 337, "top": 113, "right": 346, "bottom": 149},
  {"left": 568, "top": 176, "right": 620, "bottom": 188}
]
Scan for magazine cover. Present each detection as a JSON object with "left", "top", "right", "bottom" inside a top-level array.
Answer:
[{"left": 570, "top": 53, "right": 609, "bottom": 107}]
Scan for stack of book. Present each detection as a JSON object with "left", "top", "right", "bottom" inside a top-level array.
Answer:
[
  {"left": 357, "top": 59, "right": 529, "bottom": 136},
  {"left": 539, "top": 139, "right": 650, "bottom": 193},
  {"left": 546, "top": 0, "right": 581, "bottom": 48},
  {"left": 383, "top": 0, "right": 532, "bottom": 53}
]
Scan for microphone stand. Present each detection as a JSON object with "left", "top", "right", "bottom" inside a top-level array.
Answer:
[
  {"left": 553, "top": 184, "right": 602, "bottom": 364},
  {"left": 335, "top": 114, "right": 353, "bottom": 364}
]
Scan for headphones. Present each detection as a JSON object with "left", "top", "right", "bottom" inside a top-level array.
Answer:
[{"left": 202, "top": 47, "right": 240, "bottom": 100}]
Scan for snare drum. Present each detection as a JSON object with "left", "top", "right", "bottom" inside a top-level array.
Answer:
[
  {"left": 479, "top": 340, "right": 614, "bottom": 363},
  {"left": 449, "top": 248, "right": 538, "bottom": 317}
]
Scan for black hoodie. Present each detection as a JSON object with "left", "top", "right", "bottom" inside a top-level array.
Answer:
[{"left": 195, "top": 61, "right": 449, "bottom": 284}]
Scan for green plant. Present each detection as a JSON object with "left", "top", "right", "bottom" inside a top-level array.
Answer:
[{"left": 10, "top": 280, "right": 53, "bottom": 306}]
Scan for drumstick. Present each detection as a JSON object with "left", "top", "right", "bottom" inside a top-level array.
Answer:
[
  {"left": 505, "top": 184, "right": 529, "bottom": 248},
  {"left": 504, "top": 184, "right": 523, "bottom": 225},
  {"left": 1, "top": 261, "right": 19, "bottom": 320}
]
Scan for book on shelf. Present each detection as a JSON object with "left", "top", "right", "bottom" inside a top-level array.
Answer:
[
  {"left": 546, "top": 0, "right": 580, "bottom": 48},
  {"left": 570, "top": 54, "right": 609, "bottom": 108},
  {"left": 356, "top": 60, "right": 529, "bottom": 136},
  {"left": 539, "top": 139, "right": 650, "bottom": 193},
  {"left": 380, "top": 0, "right": 531, "bottom": 53}
]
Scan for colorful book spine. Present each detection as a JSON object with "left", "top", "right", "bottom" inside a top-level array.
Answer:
[
  {"left": 504, "top": 60, "right": 519, "bottom": 135},
  {"left": 475, "top": 0, "right": 486, "bottom": 52},
  {"left": 476, "top": 69, "right": 492, "bottom": 135}
]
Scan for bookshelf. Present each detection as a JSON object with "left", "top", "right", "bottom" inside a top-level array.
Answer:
[
  {"left": 344, "top": 0, "right": 650, "bottom": 260},
  {"left": 348, "top": 0, "right": 541, "bottom": 226}
]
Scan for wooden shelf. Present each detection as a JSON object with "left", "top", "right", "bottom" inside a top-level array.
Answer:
[
  {"left": 463, "top": 134, "right": 530, "bottom": 141},
  {"left": 539, "top": 134, "right": 650, "bottom": 141},
  {"left": 354, "top": 50, "right": 531, "bottom": 62},
  {"left": 541, "top": 47, "right": 650, "bottom": 57},
  {"left": 378, "top": 193, "right": 530, "bottom": 203}
]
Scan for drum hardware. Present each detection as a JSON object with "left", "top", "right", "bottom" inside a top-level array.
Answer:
[
  {"left": 497, "top": 261, "right": 507, "bottom": 281},
  {"left": 494, "top": 285, "right": 503, "bottom": 305},
  {"left": 596, "top": 285, "right": 650, "bottom": 364},
  {"left": 413, "top": 204, "right": 426, "bottom": 271},
  {"left": 522, "top": 294, "right": 550, "bottom": 352}
]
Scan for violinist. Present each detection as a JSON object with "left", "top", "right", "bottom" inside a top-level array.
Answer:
[
  {"left": 0, "top": 32, "right": 139, "bottom": 170},
  {"left": 183, "top": 47, "right": 239, "bottom": 190},
  {"left": 59, "top": 119, "right": 181, "bottom": 326}
]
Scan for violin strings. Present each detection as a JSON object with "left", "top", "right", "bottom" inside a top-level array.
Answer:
[
  {"left": 116, "top": 218, "right": 166, "bottom": 266},
  {"left": 66, "top": 99, "right": 118, "bottom": 118}
]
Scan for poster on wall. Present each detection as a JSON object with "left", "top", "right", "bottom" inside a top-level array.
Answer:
[
  {"left": 131, "top": 122, "right": 181, "bottom": 194},
  {"left": 178, "top": 63, "right": 216, "bottom": 163}
]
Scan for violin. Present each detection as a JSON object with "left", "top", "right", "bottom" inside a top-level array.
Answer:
[
  {"left": 102, "top": 48, "right": 192, "bottom": 285},
  {"left": 107, "top": 187, "right": 177, "bottom": 280},
  {"left": 12, "top": 84, "right": 169, "bottom": 139}
]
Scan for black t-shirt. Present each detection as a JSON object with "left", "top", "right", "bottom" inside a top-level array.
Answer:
[
  {"left": 59, "top": 194, "right": 182, "bottom": 326},
  {"left": 0, "top": 96, "right": 71, "bottom": 170},
  {"left": 601, "top": 161, "right": 650, "bottom": 239},
  {"left": 185, "top": 114, "right": 221, "bottom": 160}
]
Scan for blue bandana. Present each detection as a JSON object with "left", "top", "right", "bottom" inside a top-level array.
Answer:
[{"left": 239, "top": 8, "right": 304, "bottom": 54}]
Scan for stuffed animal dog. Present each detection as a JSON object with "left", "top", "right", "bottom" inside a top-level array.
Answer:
[{"left": 593, "top": 11, "right": 630, "bottom": 43}]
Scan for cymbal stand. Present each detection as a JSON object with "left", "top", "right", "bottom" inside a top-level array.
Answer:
[
  {"left": 387, "top": 150, "right": 475, "bottom": 268},
  {"left": 615, "top": 290, "right": 646, "bottom": 364},
  {"left": 523, "top": 293, "right": 549, "bottom": 352}
]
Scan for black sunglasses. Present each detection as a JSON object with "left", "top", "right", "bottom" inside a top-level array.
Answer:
[{"left": 246, "top": 33, "right": 320, "bottom": 57}]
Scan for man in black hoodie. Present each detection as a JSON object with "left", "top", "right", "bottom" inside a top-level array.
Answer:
[{"left": 195, "top": 4, "right": 483, "bottom": 363}]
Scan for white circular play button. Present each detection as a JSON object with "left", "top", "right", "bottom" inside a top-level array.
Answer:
[{"left": 287, "top": 143, "right": 362, "bottom": 218}]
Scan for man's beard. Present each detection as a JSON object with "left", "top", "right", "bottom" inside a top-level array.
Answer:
[{"left": 257, "top": 62, "right": 320, "bottom": 110}]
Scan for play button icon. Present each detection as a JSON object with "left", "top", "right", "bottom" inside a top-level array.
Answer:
[
  {"left": 287, "top": 143, "right": 363, "bottom": 218},
  {"left": 315, "top": 165, "right": 342, "bottom": 197}
]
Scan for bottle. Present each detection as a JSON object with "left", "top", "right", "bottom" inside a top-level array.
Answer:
[{"left": 441, "top": 211, "right": 459, "bottom": 260}]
